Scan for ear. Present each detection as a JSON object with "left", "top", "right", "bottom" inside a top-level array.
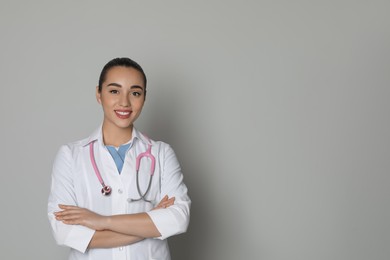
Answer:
[{"left": 96, "top": 86, "right": 102, "bottom": 104}]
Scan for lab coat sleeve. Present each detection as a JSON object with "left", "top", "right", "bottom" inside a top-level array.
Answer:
[
  {"left": 146, "top": 144, "right": 191, "bottom": 240},
  {"left": 47, "top": 145, "right": 95, "bottom": 253}
]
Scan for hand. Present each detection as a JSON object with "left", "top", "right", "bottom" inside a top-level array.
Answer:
[
  {"left": 54, "top": 204, "right": 107, "bottom": 231},
  {"left": 152, "top": 195, "right": 175, "bottom": 210}
]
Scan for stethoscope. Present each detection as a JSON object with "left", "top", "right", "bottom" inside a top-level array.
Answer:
[{"left": 89, "top": 137, "right": 156, "bottom": 202}]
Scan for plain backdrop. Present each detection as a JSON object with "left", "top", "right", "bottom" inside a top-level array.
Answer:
[{"left": 0, "top": 1, "right": 389, "bottom": 259}]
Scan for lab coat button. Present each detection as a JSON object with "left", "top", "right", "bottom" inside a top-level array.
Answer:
[
  {"left": 118, "top": 189, "right": 123, "bottom": 194},
  {"left": 119, "top": 247, "right": 123, "bottom": 251},
  {"left": 127, "top": 198, "right": 132, "bottom": 203}
]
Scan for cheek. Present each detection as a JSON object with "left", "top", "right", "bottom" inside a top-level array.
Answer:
[
  {"left": 100, "top": 95, "right": 115, "bottom": 106},
  {"left": 135, "top": 101, "right": 145, "bottom": 111}
]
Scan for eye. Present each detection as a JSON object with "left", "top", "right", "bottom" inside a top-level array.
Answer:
[
  {"left": 131, "top": 91, "right": 142, "bottom": 97},
  {"left": 109, "top": 90, "right": 119, "bottom": 94}
]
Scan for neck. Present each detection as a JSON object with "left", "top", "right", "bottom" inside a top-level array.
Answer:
[{"left": 102, "top": 122, "right": 133, "bottom": 147}]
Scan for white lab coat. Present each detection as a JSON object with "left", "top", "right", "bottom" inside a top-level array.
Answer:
[{"left": 47, "top": 126, "right": 191, "bottom": 260}]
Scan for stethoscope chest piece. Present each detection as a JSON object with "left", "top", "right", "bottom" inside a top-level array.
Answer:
[{"left": 101, "top": 185, "right": 112, "bottom": 196}]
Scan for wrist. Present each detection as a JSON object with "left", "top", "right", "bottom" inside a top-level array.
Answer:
[{"left": 103, "top": 215, "right": 112, "bottom": 230}]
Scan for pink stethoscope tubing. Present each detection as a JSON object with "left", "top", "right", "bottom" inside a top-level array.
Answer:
[
  {"left": 89, "top": 138, "right": 156, "bottom": 201},
  {"left": 89, "top": 140, "right": 112, "bottom": 195}
]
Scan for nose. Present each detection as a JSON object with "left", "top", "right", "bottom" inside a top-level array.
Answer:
[{"left": 119, "top": 92, "right": 130, "bottom": 107}]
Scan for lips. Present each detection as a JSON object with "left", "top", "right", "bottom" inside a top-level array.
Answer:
[{"left": 115, "top": 110, "right": 132, "bottom": 119}]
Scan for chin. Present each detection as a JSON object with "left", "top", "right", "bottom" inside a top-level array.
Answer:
[{"left": 118, "top": 123, "right": 134, "bottom": 129}]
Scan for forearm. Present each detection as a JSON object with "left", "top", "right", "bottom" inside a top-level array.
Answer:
[
  {"left": 88, "top": 230, "right": 144, "bottom": 249},
  {"left": 55, "top": 197, "right": 174, "bottom": 239},
  {"left": 105, "top": 212, "right": 161, "bottom": 238}
]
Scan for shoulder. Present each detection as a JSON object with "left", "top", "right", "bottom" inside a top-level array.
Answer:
[
  {"left": 149, "top": 139, "right": 174, "bottom": 152},
  {"left": 133, "top": 128, "right": 178, "bottom": 157},
  {"left": 67, "top": 135, "right": 90, "bottom": 150},
  {"left": 56, "top": 136, "right": 90, "bottom": 159},
  {"left": 149, "top": 140, "right": 180, "bottom": 164}
]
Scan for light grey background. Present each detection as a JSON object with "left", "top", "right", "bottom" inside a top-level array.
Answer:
[{"left": 0, "top": 1, "right": 389, "bottom": 259}]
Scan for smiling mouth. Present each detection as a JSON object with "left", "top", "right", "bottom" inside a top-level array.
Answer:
[{"left": 115, "top": 110, "right": 131, "bottom": 119}]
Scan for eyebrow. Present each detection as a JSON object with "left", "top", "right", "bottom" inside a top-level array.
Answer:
[
  {"left": 106, "top": 83, "right": 144, "bottom": 90},
  {"left": 107, "top": 83, "right": 122, "bottom": 88}
]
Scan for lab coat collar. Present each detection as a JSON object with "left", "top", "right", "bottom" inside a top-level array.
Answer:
[{"left": 81, "top": 125, "right": 152, "bottom": 147}]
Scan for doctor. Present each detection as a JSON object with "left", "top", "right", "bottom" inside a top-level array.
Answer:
[{"left": 48, "top": 57, "right": 191, "bottom": 260}]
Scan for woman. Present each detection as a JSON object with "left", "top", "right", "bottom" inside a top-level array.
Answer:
[{"left": 48, "top": 57, "right": 191, "bottom": 260}]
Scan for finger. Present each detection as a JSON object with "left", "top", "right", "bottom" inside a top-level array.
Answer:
[
  {"left": 161, "top": 197, "right": 175, "bottom": 204},
  {"left": 58, "top": 213, "right": 86, "bottom": 224},
  {"left": 61, "top": 214, "right": 80, "bottom": 221},
  {"left": 58, "top": 204, "right": 79, "bottom": 210},
  {"left": 164, "top": 197, "right": 175, "bottom": 204},
  {"left": 163, "top": 202, "right": 174, "bottom": 208},
  {"left": 156, "top": 196, "right": 168, "bottom": 207},
  {"left": 152, "top": 195, "right": 175, "bottom": 210},
  {"left": 160, "top": 198, "right": 175, "bottom": 208},
  {"left": 55, "top": 211, "right": 79, "bottom": 219},
  {"left": 159, "top": 195, "right": 169, "bottom": 203},
  {"left": 161, "top": 198, "right": 174, "bottom": 206},
  {"left": 55, "top": 211, "right": 88, "bottom": 223},
  {"left": 55, "top": 208, "right": 82, "bottom": 216},
  {"left": 61, "top": 219, "right": 82, "bottom": 225}
]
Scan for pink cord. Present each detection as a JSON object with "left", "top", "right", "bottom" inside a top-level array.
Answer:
[{"left": 89, "top": 141, "right": 105, "bottom": 186}]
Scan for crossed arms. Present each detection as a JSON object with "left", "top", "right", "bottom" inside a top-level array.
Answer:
[{"left": 54, "top": 195, "right": 175, "bottom": 249}]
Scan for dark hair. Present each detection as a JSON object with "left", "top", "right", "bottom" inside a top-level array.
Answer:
[{"left": 98, "top": 57, "right": 147, "bottom": 93}]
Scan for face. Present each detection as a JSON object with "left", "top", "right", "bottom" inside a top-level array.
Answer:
[{"left": 96, "top": 66, "right": 146, "bottom": 132}]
